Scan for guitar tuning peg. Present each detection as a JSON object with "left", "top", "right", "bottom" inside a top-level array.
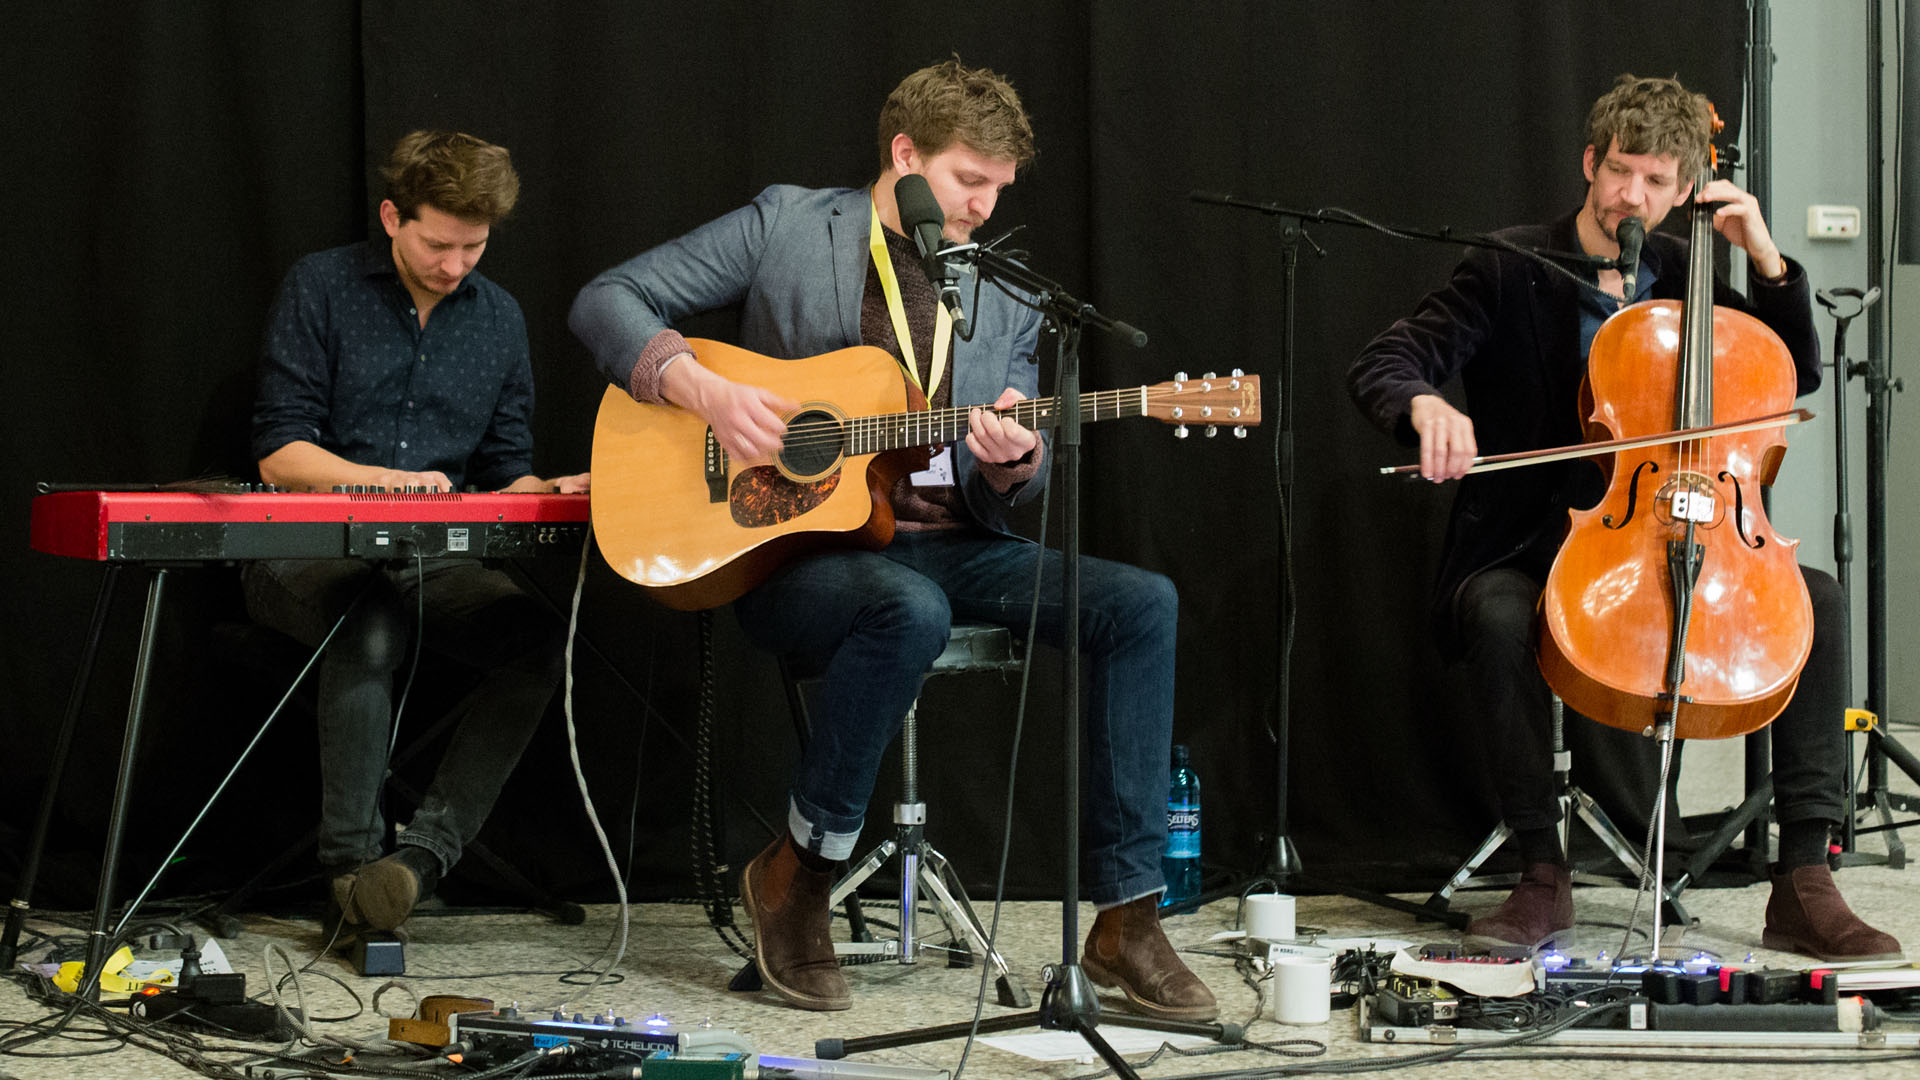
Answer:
[
  {"left": 1202, "top": 371, "right": 1217, "bottom": 379},
  {"left": 1174, "top": 424, "right": 1189, "bottom": 439},
  {"left": 1174, "top": 371, "right": 1189, "bottom": 382},
  {"left": 1233, "top": 427, "right": 1248, "bottom": 439},
  {"left": 1231, "top": 368, "right": 1244, "bottom": 377},
  {"left": 1205, "top": 425, "right": 1219, "bottom": 438}
]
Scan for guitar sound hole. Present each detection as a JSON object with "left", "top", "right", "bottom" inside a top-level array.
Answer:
[{"left": 780, "top": 407, "right": 844, "bottom": 479}]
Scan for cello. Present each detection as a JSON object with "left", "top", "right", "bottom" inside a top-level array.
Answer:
[{"left": 1536, "top": 120, "right": 1814, "bottom": 743}]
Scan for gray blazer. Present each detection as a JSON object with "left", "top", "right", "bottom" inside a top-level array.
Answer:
[{"left": 570, "top": 183, "right": 1049, "bottom": 533}]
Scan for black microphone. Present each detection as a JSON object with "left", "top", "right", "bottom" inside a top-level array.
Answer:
[
  {"left": 893, "top": 173, "right": 970, "bottom": 338},
  {"left": 1615, "top": 215, "right": 1645, "bottom": 301}
]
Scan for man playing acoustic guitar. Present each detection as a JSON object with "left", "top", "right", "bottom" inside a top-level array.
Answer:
[
  {"left": 1347, "top": 74, "right": 1898, "bottom": 962},
  {"left": 570, "top": 58, "right": 1216, "bottom": 1018}
]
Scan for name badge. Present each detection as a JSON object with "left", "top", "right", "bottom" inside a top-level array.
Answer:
[{"left": 910, "top": 445, "right": 956, "bottom": 488}]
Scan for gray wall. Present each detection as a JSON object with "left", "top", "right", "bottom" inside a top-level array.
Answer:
[{"left": 1767, "top": 0, "right": 1914, "bottom": 725}]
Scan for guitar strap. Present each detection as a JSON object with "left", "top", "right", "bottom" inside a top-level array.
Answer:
[{"left": 868, "top": 194, "right": 951, "bottom": 401}]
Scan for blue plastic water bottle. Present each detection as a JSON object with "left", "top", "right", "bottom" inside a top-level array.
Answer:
[{"left": 1161, "top": 744, "right": 1202, "bottom": 907}]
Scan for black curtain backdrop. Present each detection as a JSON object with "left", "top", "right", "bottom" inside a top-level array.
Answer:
[{"left": 2, "top": 2, "right": 1745, "bottom": 911}]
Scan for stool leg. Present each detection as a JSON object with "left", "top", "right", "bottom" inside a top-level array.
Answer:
[
  {"left": 1423, "top": 822, "right": 1515, "bottom": 912},
  {"left": 896, "top": 700, "right": 925, "bottom": 965},
  {"left": 813, "top": 668, "right": 1030, "bottom": 1004},
  {"left": 898, "top": 826, "right": 920, "bottom": 965},
  {"left": 912, "top": 844, "right": 1030, "bottom": 1007}
]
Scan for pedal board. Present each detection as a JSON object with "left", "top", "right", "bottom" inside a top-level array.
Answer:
[{"left": 446, "top": 1007, "right": 754, "bottom": 1063}]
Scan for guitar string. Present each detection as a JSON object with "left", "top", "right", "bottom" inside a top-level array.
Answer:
[
  {"left": 755, "top": 388, "right": 1248, "bottom": 454},
  {"left": 772, "top": 407, "right": 1244, "bottom": 452}
]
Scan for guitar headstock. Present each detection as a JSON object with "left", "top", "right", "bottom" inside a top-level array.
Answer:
[{"left": 1142, "top": 371, "right": 1262, "bottom": 438}]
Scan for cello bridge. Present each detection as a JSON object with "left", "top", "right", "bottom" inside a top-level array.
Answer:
[{"left": 1656, "top": 472, "right": 1720, "bottom": 527}]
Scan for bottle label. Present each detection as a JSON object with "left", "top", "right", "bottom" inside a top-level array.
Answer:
[{"left": 1166, "top": 804, "right": 1201, "bottom": 858}]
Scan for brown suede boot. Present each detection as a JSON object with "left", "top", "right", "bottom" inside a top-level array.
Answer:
[
  {"left": 1466, "top": 862, "right": 1573, "bottom": 948},
  {"left": 740, "top": 836, "right": 850, "bottom": 1011},
  {"left": 351, "top": 845, "right": 442, "bottom": 931},
  {"left": 1082, "top": 895, "right": 1218, "bottom": 1021},
  {"left": 1762, "top": 862, "right": 1903, "bottom": 962}
]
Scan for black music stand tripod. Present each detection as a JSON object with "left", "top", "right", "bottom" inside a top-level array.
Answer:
[{"left": 815, "top": 241, "right": 1241, "bottom": 1074}]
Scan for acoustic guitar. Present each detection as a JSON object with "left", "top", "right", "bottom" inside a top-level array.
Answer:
[{"left": 591, "top": 338, "right": 1260, "bottom": 610}]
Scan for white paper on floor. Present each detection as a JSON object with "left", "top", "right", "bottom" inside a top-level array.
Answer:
[{"left": 979, "top": 1027, "right": 1216, "bottom": 1062}]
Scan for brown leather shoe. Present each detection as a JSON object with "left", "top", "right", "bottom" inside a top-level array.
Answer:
[
  {"left": 1082, "top": 895, "right": 1218, "bottom": 1021},
  {"left": 1466, "top": 862, "right": 1573, "bottom": 948},
  {"left": 740, "top": 836, "right": 850, "bottom": 1011},
  {"left": 1763, "top": 862, "right": 1903, "bottom": 962}
]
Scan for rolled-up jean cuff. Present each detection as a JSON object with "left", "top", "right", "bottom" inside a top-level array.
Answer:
[
  {"left": 395, "top": 832, "right": 454, "bottom": 877},
  {"left": 1092, "top": 875, "right": 1166, "bottom": 911},
  {"left": 789, "top": 798, "right": 861, "bottom": 861}
]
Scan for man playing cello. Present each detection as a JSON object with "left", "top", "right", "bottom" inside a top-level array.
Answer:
[{"left": 1347, "top": 74, "right": 1900, "bottom": 961}]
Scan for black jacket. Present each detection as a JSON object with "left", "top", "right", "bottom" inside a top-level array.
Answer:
[{"left": 1347, "top": 210, "right": 1821, "bottom": 646}]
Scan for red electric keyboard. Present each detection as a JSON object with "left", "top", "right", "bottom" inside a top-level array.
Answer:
[
  {"left": 15, "top": 486, "right": 595, "bottom": 983},
  {"left": 30, "top": 488, "right": 590, "bottom": 562}
]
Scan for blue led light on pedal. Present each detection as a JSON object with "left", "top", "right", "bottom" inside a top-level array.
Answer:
[{"left": 532, "top": 1034, "right": 566, "bottom": 1048}]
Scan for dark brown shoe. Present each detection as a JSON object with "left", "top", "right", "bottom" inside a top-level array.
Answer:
[
  {"left": 351, "top": 845, "right": 442, "bottom": 932},
  {"left": 1081, "top": 895, "right": 1218, "bottom": 1021},
  {"left": 1763, "top": 862, "right": 1903, "bottom": 962},
  {"left": 740, "top": 836, "right": 850, "bottom": 1011},
  {"left": 1466, "top": 862, "right": 1573, "bottom": 948}
]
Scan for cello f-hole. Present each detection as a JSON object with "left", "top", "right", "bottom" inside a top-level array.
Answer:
[
  {"left": 1602, "top": 459, "right": 1661, "bottom": 529},
  {"left": 1721, "top": 470, "right": 1766, "bottom": 550}
]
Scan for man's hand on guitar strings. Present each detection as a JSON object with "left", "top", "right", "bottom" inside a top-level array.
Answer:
[
  {"left": 674, "top": 360, "right": 794, "bottom": 466},
  {"left": 965, "top": 387, "right": 1038, "bottom": 465}
]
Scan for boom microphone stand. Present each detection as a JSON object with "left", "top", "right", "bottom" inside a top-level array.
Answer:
[{"left": 816, "top": 239, "right": 1241, "bottom": 1073}]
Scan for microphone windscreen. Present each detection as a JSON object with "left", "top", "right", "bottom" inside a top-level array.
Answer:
[
  {"left": 1617, "top": 215, "right": 1645, "bottom": 257},
  {"left": 894, "top": 174, "right": 946, "bottom": 233}
]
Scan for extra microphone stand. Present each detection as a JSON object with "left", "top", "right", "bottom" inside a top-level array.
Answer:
[
  {"left": 1186, "top": 191, "right": 1623, "bottom": 928},
  {"left": 815, "top": 240, "right": 1241, "bottom": 1074},
  {"left": 1818, "top": 285, "right": 1920, "bottom": 864}
]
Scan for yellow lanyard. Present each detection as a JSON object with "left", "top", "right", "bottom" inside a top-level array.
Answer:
[{"left": 868, "top": 195, "right": 950, "bottom": 400}]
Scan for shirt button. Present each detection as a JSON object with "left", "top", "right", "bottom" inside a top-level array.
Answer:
[
  {"left": 419, "top": 354, "right": 427, "bottom": 362},
  {"left": 400, "top": 440, "right": 409, "bottom": 449}
]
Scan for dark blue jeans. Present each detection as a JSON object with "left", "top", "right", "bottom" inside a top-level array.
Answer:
[
  {"left": 732, "top": 529, "right": 1179, "bottom": 907},
  {"left": 242, "top": 558, "right": 564, "bottom": 875}
]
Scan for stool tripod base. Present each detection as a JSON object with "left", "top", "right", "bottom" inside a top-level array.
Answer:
[
  {"left": 730, "top": 816, "right": 1031, "bottom": 1009},
  {"left": 1424, "top": 784, "right": 1690, "bottom": 929}
]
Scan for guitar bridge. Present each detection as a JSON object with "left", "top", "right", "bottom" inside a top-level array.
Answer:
[{"left": 704, "top": 428, "right": 728, "bottom": 503}]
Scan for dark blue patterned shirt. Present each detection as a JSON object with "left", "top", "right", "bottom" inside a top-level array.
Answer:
[
  {"left": 1576, "top": 260, "right": 1658, "bottom": 364},
  {"left": 252, "top": 240, "right": 534, "bottom": 490}
]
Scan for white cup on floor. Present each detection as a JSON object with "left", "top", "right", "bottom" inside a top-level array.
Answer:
[
  {"left": 1271, "top": 953, "right": 1332, "bottom": 1024},
  {"left": 1243, "top": 892, "right": 1296, "bottom": 942}
]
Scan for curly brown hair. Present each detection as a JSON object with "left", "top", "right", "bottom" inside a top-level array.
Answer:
[
  {"left": 875, "top": 58, "right": 1035, "bottom": 171},
  {"left": 381, "top": 130, "right": 520, "bottom": 224},
  {"left": 1584, "top": 74, "right": 1715, "bottom": 184}
]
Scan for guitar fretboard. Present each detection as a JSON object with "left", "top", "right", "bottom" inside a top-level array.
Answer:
[{"left": 828, "top": 388, "right": 1156, "bottom": 456}]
